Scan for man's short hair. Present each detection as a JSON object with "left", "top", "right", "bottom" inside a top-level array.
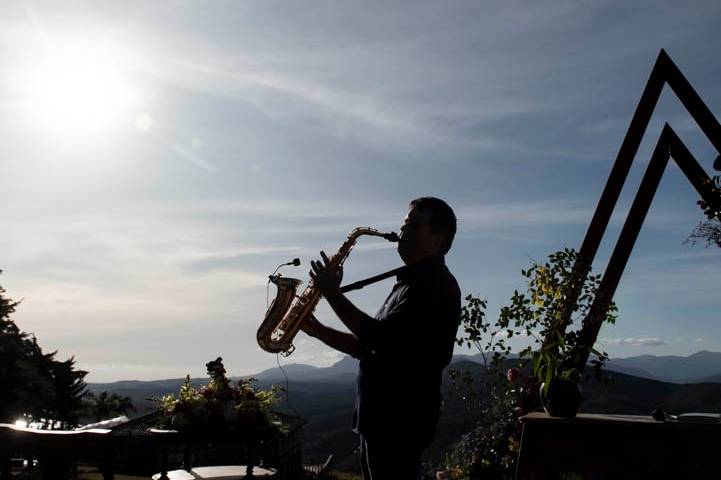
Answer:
[{"left": 409, "top": 197, "right": 457, "bottom": 255}]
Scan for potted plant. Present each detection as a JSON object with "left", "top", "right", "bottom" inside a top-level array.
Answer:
[
  {"left": 516, "top": 249, "right": 616, "bottom": 418},
  {"left": 482, "top": 248, "right": 617, "bottom": 419},
  {"left": 531, "top": 329, "right": 586, "bottom": 418}
]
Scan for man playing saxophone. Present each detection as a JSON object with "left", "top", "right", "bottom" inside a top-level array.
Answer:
[{"left": 301, "top": 197, "right": 461, "bottom": 480}]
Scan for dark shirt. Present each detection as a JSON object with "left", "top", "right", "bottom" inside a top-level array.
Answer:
[{"left": 352, "top": 255, "right": 461, "bottom": 447}]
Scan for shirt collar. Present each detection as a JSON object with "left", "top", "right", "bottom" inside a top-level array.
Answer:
[{"left": 396, "top": 255, "right": 445, "bottom": 282}]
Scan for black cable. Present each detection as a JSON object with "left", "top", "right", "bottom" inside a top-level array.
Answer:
[
  {"left": 267, "top": 276, "right": 302, "bottom": 419},
  {"left": 275, "top": 353, "right": 302, "bottom": 419}
]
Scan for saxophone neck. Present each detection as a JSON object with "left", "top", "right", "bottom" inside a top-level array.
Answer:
[
  {"left": 330, "top": 227, "right": 398, "bottom": 267},
  {"left": 348, "top": 227, "right": 399, "bottom": 242}
]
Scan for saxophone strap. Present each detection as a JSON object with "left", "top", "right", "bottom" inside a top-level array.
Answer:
[{"left": 340, "top": 266, "right": 407, "bottom": 293}]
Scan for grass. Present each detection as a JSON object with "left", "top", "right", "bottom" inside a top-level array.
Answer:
[{"left": 331, "top": 472, "right": 362, "bottom": 480}]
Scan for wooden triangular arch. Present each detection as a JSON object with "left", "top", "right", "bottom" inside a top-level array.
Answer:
[{"left": 546, "top": 49, "right": 721, "bottom": 371}]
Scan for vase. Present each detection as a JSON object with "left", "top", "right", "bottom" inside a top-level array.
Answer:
[{"left": 540, "top": 379, "right": 582, "bottom": 418}]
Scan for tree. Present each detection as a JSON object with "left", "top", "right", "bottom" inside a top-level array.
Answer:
[
  {"left": 687, "top": 174, "right": 721, "bottom": 248},
  {"left": 48, "top": 357, "right": 89, "bottom": 426},
  {"left": 83, "top": 391, "right": 135, "bottom": 422},
  {"left": 0, "top": 271, "right": 89, "bottom": 427},
  {"left": 0, "top": 272, "right": 52, "bottom": 422}
]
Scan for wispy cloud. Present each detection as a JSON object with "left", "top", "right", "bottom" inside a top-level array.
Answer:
[
  {"left": 182, "top": 247, "right": 305, "bottom": 275},
  {"left": 457, "top": 200, "right": 590, "bottom": 230},
  {"left": 149, "top": 54, "right": 436, "bottom": 149},
  {"left": 601, "top": 337, "right": 667, "bottom": 346},
  {"left": 172, "top": 145, "right": 218, "bottom": 173},
  {"left": 580, "top": 117, "right": 628, "bottom": 135}
]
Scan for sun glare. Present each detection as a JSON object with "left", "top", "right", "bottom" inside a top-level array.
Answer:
[{"left": 16, "top": 34, "right": 141, "bottom": 139}]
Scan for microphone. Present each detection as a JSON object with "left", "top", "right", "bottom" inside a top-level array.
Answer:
[{"left": 269, "top": 258, "right": 301, "bottom": 281}]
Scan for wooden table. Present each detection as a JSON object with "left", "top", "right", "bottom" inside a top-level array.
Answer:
[{"left": 516, "top": 412, "right": 721, "bottom": 479}]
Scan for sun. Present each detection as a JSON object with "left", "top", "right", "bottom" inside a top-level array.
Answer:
[{"left": 15, "top": 34, "right": 142, "bottom": 140}]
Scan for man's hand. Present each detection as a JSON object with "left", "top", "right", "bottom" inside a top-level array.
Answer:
[
  {"left": 309, "top": 251, "right": 343, "bottom": 298},
  {"left": 309, "top": 250, "right": 366, "bottom": 340},
  {"left": 300, "top": 314, "right": 359, "bottom": 358},
  {"left": 300, "top": 314, "right": 325, "bottom": 338}
]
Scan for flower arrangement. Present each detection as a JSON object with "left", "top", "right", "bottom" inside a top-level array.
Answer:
[{"left": 155, "top": 357, "right": 286, "bottom": 434}]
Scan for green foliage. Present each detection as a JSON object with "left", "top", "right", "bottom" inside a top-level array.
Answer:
[
  {"left": 439, "top": 249, "right": 617, "bottom": 480},
  {"left": 0, "top": 271, "right": 88, "bottom": 427},
  {"left": 83, "top": 391, "right": 136, "bottom": 422},
  {"left": 0, "top": 271, "right": 19, "bottom": 321},
  {"left": 516, "top": 248, "right": 616, "bottom": 393},
  {"left": 687, "top": 175, "right": 721, "bottom": 248},
  {"left": 154, "top": 357, "right": 286, "bottom": 434}
]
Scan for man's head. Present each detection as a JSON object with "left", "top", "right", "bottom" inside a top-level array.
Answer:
[{"left": 397, "top": 197, "right": 457, "bottom": 265}]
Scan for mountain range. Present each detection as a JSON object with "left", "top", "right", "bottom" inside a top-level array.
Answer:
[
  {"left": 448, "top": 350, "right": 721, "bottom": 384},
  {"left": 242, "top": 350, "right": 721, "bottom": 385},
  {"left": 87, "top": 351, "right": 721, "bottom": 473}
]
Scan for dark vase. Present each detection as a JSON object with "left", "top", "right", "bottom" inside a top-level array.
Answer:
[{"left": 540, "top": 379, "right": 582, "bottom": 418}]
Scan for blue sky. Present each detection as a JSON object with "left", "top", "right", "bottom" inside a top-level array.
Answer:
[{"left": 1, "top": 1, "right": 719, "bottom": 381}]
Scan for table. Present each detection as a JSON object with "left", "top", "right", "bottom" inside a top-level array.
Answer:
[
  {"left": 148, "top": 426, "right": 276, "bottom": 479},
  {"left": 0, "top": 423, "right": 114, "bottom": 480},
  {"left": 515, "top": 412, "right": 721, "bottom": 479}
]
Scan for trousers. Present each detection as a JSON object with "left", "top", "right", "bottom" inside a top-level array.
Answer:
[{"left": 359, "top": 434, "right": 425, "bottom": 480}]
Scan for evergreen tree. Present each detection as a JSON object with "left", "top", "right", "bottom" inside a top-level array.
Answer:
[
  {"left": 0, "top": 271, "right": 88, "bottom": 427},
  {"left": 0, "top": 270, "right": 52, "bottom": 422},
  {"left": 48, "top": 356, "right": 88, "bottom": 426}
]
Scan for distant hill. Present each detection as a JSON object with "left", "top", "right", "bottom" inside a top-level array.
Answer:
[
  {"left": 605, "top": 350, "right": 721, "bottom": 383},
  {"left": 701, "top": 373, "right": 721, "bottom": 383},
  {"left": 253, "top": 355, "right": 359, "bottom": 384},
  {"left": 600, "top": 363, "right": 659, "bottom": 380},
  {"left": 88, "top": 352, "right": 721, "bottom": 474},
  {"left": 448, "top": 350, "right": 721, "bottom": 384}
]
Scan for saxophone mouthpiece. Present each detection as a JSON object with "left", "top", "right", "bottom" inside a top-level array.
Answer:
[{"left": 384, "top": 232, "right": 399, "bottom": 242}]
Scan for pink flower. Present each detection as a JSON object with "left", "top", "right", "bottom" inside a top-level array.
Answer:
[{"left": 506, "top": 367, "right": 521, "bottom": 383}]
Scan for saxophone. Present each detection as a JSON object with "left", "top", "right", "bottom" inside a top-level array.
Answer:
[{"left": 258, "top": 227, "right": 399, "bottom": 355}]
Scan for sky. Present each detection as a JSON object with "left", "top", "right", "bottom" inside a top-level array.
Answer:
[{"left": 1, "top": 1, "right": 720, "bottom": 382}]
